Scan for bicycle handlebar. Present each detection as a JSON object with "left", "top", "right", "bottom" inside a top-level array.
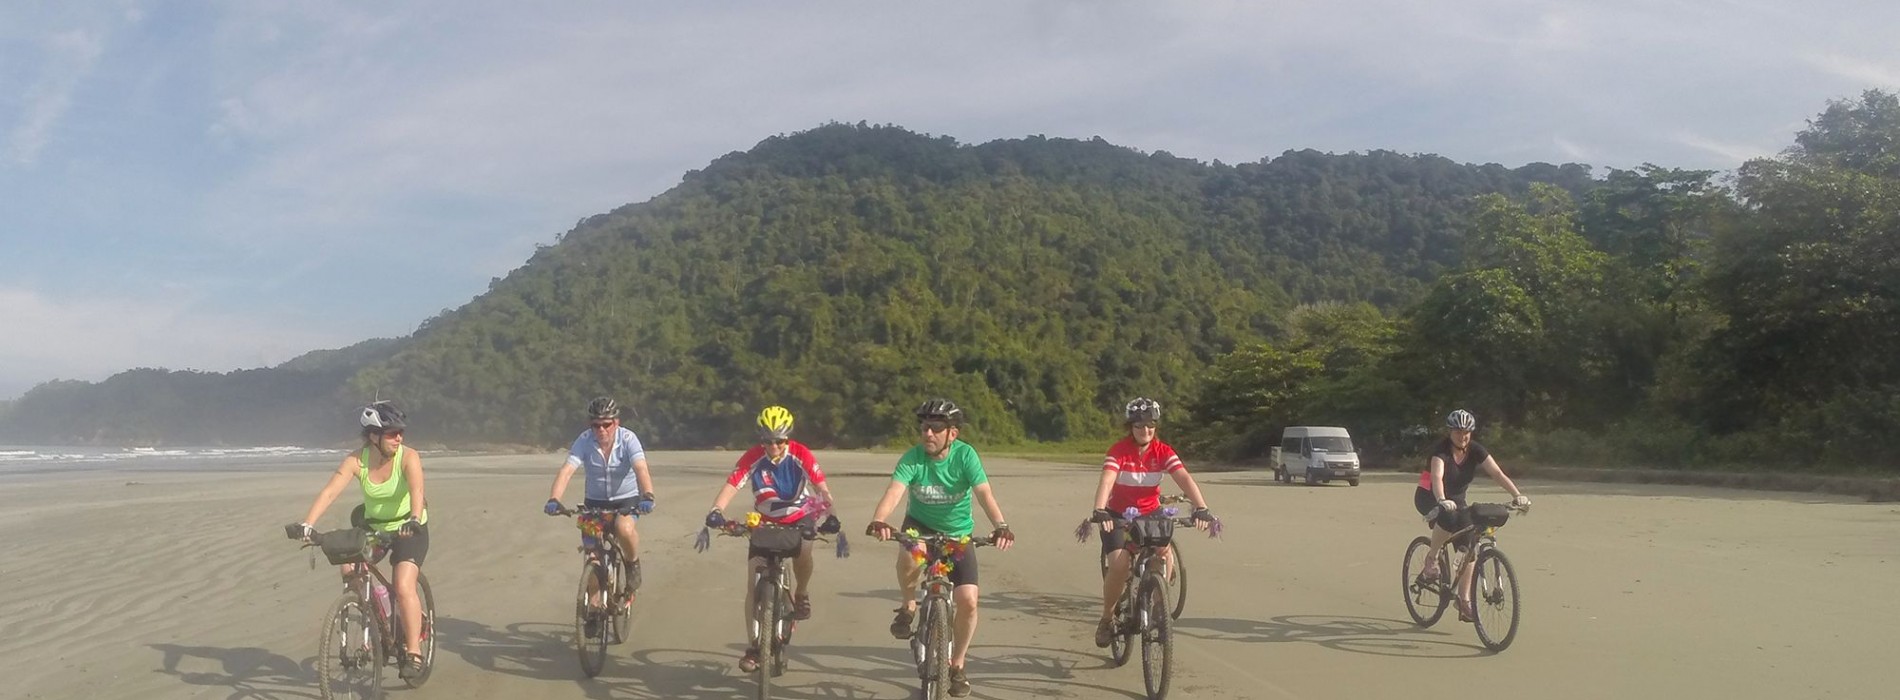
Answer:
[
  {"left": 557, "top": 504, "right": 637, "bottom": 518},
  {"left": 889, "top": 530, "right": 998, "bottom": 548}
]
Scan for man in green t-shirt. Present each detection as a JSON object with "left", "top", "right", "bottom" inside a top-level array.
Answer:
[{"left": 867, "top": 398, "right": 1014, "bottom": 698}]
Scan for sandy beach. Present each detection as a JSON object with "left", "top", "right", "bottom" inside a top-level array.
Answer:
[{"left": 2, "top": 449, "right": 1895, "bottom": 699}]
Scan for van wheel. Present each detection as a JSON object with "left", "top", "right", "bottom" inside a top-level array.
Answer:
[{"left": 1349, "top": 479, "right": 1360, "bottom": 487}]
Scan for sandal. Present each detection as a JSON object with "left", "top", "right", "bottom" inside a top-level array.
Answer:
[
  {"left": 399, "top": 653, "right": 425, "bottom": 680},
  {"left": 1456, "top": 598, "right": 1476, "bottom": 623},
  {"left": 792, "top": 594, "right": 812, "bottom": 621},
  {"left": 889, "top": 606, "right": 915, "bottom": 640},
  {"left": 738, "top": 647, "right": 761, "bottom": 673}
]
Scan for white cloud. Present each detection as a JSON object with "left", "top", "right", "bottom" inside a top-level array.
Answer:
[
  {"left": 6, "top": 29, "right": 104, "bottom": 165},
  {"left": 1802, "top": 53, "right": 1900, "bottom": 90},
  {"left": 1674, "top": 132, "right": 1776, "bottom": 165},
  {"left": 0, "top": 287, "right": 350, "bottom": 398}
]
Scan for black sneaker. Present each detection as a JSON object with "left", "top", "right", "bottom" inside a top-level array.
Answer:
[
  {"left": 1094, "top": 618, "right": 1116, "bottom": 648},
  {"left": 947, "top": 666, "right": 971, "bottom": 697},
  {"left": 889, "top": 606, "right": 915, "bottom": 640},
  {"left": 583, "top": 613, "right": 601, "bottom": 639},
  {"left": 626, "top": 559, "right": 642, "bottom": 592}
]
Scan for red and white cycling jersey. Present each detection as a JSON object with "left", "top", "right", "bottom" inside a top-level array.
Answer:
[{"left": 1102, "top": 436, "right": 1184, "bottom": 514}]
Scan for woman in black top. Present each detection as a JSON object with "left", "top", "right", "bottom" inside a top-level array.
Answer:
[{"left": 1414, "top": 409, "right": 1529, "bottom": 621}]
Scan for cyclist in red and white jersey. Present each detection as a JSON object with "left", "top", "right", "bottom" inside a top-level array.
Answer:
[{"left": 1087, "top": 397, "right": 1217, "bottom": 648}]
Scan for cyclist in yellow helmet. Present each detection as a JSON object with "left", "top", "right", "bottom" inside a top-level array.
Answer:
[{"left": 704, "top": 405, "right": 839, "bottom": 672}]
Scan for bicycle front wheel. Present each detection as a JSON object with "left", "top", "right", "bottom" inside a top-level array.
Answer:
[
  {"left": 1401, "top": 536, "right": 1450, "bottom": 627},
  {"left": 610, "top": 556, "right": 633, "bottom": 645},
  {"left": 1472, "top": 548, "right": 1522, "bottom": 651},
  {"left": 575, "top": 559, "right": 610, "bottom": 677},
  {"left": 1166, "top": 542, "right": 1188, "bottom": 620},
  {"left": 1139, "top": 574, "right": 1173, "bottom": 700},
  {"left": 751, "top": 574, "right": 776, "bottom": 700},
  {"left": 920, "top": 596, "right": 951, "bottom": 699},
  {"left": 317, "top": 592, "right": 383, "bottom": 700},
  {"left": 403, "top": 573, "right": 436, "bottom": 687},
  {"left": 1108, "top": 581, "right": 1134, "bottom": 668}
]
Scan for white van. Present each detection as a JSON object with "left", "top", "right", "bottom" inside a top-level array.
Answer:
[{"left": 1268, "top": 426, "right": 1362, "bottom": 486}]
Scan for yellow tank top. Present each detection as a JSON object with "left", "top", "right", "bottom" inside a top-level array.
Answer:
[{"left": 357, "top": 446, "right": 427, "bottom": 531}]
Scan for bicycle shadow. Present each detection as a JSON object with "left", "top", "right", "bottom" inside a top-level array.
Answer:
[
  {"left": 147, "top": 643, "right": 322, "bottom": 700},
  {"left": 1171, "top": 614, "right": 1490, "bottom": 658},
  {"left": 571, "top": 646, "right": 918, "bottom": 700},
  {"left": 430, "top": 616, "right": 576, "bottom": 681}
]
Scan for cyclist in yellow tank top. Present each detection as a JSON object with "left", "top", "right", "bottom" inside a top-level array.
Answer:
[{"left": 293, "top": 401, "right": 431, "bottom": 680}]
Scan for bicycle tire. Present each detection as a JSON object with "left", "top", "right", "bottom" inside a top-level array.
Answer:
[
  {"left": 772, "top": 581, "right": 793, "bottom": 676},
  {"left": 921, "top": 596, "right": 951, "bottom": 700},
  {"left": 575, "top": 559, "right": 610, "bottom": 677},
  {"left": 402, "top": 573, "right": 436, "bottom": 687},
  {"left": 1139, "top": 573, "right": 1173, "bottom": 700},
  {"left": 317, "top": 592, "right": 383, "bottom": 700},
  {"left": 1166, "top": 542, "right": 1187, "bottom": 620},
  {"left": 1401, "top": 536, "right": 1450, "bottom": 627},
  {"left": 1472, "top": 548, "right": 1522, "bottom": 651},
  {"left": 751, "top": 573, "right": 776, "bottom": 700},
  {"left": 1108, "top": 577, "right": 1134, "bottom": 667},
  {"left": 610, "top": 555, "right": 633, "bottom": 645}
]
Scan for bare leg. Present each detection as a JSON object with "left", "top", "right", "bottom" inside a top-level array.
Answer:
[
  {"left": 950, "top": 584, "right": 980, "bottom": 668},
  {"left": 793, "top": 541, "right": 815, "bottom": 598},
  {"left": 1100, "top": 549, "right": 1131, "bottom": 621},
  {"left": 392, "top": 561, "right": 423, "bottom": 656}
]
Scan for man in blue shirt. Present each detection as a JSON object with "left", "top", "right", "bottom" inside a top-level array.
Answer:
[{"left": 545, "top": 397, "right": 656, "bottom": 593}]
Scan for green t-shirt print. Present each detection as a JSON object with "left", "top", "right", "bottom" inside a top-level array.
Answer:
[{"left": 892, "top": 439, "right": 988, "bottom": 537}]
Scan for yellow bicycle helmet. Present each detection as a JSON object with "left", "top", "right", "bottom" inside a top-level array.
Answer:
[{"left": 757, "top": 405, "right": 795, "bottom": 440}]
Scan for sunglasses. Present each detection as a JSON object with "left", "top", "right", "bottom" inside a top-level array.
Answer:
[
  {"left": 919, "top": 421, "right": 953, "bottom": 434},
  {"left": 764, "top": 438, "right": 789, "bottom": 446},
  {"left": 1131, "top": 422, "right": 1158, "bottom": 430},
  {"left": 592, "top": 421, "right": 617, "bottom": 430},
  {"left": 379, "top": 429, "right": 405, "bottom": 438}
]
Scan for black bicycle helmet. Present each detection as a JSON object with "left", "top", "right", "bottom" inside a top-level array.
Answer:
[
  {"left": 1124, "top": 397, "right": 1162, "bottom": 425},
  {"left": 359, "top": 400, "right": 406, "bottom": 432},
  {"left": 914, "top": 398, "right": 963, "bottom": 426},
  {"left": 587, "top": 396, "right": 621, "bottom": 421}
]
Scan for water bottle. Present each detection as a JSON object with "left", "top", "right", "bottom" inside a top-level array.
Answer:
[{"left": 371, "top": 581, "right": 392, "bottom": 619}]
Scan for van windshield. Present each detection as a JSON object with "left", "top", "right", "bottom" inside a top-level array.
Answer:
[{"left": 1308, "top": 436, "right": 1355, "bottom": 453}]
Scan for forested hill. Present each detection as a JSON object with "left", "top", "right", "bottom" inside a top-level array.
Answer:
[
  {"left": 0, "top": 124, "right": 1593, "bottom": 448},
  {"left": 346, "top": 124, "right": 1593, "bottom": 449}
]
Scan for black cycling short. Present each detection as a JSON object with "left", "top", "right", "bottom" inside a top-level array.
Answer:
[
  {"left": 349, "top": 504, "right": 429, "bottom": 566},
  {"left": 900, "top": 516, "right": 979, "bottom": 588},
  {"left": 389, "top": 522, "right": 430, "bottom": 566},
  {"left": 1413, "top": 487, "right": 1473, "bottom": 549}
]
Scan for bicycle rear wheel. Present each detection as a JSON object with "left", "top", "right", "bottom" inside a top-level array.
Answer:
[
  {"left": 317, "top": 592, "right": 383, "bottom": 700},
  {"left": 1166, "top": 542, "right": 1188, "bottom": 620},
  {"left": 1139, "top": 573, "right": 1173, "bottom": 700},
  {"left": 1108, "top": 581, "right": 1134, "bottom": 668},
  {"left": 750, "top": 574, "right": 776, "bottom": 700},
  {"left": 402, "top": 573, "right": 436, "bottom": 687},
  {"left": 575, "top": 559, "right": 610, "bottom": 677},
  {"left": 1472, "top": 548, "right": 1522, "bottom": 651},
  {"left": 1401, "top": 536, "right": 1451, "bottom": 627},
  {"left": 919, "top": 596, "right": 951, "bottom": 699}
]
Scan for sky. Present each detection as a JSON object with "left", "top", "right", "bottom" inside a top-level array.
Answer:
[{"left": 2, "top": 1, "right": 1896, "bottom": 399}]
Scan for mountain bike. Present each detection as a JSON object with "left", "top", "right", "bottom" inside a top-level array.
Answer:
[
  {"left": 1101, "top": 510, "right": 1199, "bottom": 700},
  {"left": 286, "top": 525, "right": 436, "bottom": 700},
  {"left": 1098, "top": 494, "right": 1192, "bottom": 620},
  {"left": 557, "top": 503, "right": 638, "bottom": 677},
  {"left": 700, "top": 516, "right": 837, "bottom": 700},
  {"left": 890, "top": 530, "right": 996, "bottom": 700},
  {"left": 1401, "top": 502, "right": 1529, "bottom": 651}
]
